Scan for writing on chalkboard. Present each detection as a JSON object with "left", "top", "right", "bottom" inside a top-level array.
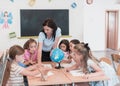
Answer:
[{"left": 20, "top": 9, "right": 69, "bottom": 37}]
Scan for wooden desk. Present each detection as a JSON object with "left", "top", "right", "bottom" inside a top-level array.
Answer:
[
  {"left": 28, "top": 69, "right": 71, "bottom": 86},
  {"left": 61, "top": 69, "right": 109, "bottom": 86},
  {"left": 62, "top": 70, "right": 109, "bottom": 83},
  {"left": 27, "top": 62, "right": 110, "bottom": 86}
]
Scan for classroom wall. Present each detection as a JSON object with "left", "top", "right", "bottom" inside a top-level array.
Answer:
[
  {"left": 83, "top": 0, "right": 120, "bottom": 51},
  {"left": 0, "top": 0, "right": 120, "bottom": 51},
  {"left": 0, "top": 0, "right": 83, "bottom": 50}
]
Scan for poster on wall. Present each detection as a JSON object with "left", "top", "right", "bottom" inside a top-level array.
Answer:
[
  {"left": 10, "top": 0, "right": 14, "bottom": 3},
  {"left": 0, "top": 11, "right": 13, "bottom": 29},
  {"left": 71, "top": 2, "right": 77, "bottom": 8},
  {"left": 28, "top": 0, "right": 36, "bottom": 7}
]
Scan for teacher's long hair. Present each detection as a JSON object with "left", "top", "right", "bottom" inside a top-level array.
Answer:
[{"left": 42, "top": 18, "right": 57, "bottom": 41}]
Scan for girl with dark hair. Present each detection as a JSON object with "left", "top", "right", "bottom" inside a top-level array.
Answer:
[
  {"left": 58, "top": 39, "right": 71, "bottom": 63},
  {"left": 38, "top": 18, "right": 61, "bottom": 63}
]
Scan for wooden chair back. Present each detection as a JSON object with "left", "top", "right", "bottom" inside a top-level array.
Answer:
[
  {"left": 100, "top": 57, "right": 112, "bottom": 65},
  {"left": 1, "top": 59, "right": 11, "bottom": 86},
  {"left": 0, "top": 52, "right": 4, "bottom": 63},
  {"left": 1, "top": 50, "right": 10, "bottom": 86},
  {"left": 111, "top": 54, "right": 120, "bottom": 62},
  {"left": 117, "top": 64, "right": 120, "bottom": 76},
  {"left": 111, "top": 53, "right": 120, "bottom": 76}
]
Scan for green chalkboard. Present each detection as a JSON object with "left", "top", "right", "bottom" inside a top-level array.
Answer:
[{"left": 20, "top": 9, "right": 69, "bottom": 37}]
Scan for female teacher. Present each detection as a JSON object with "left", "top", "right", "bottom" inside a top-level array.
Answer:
[{"left": 37, "top": 18, "right": 62, "bottom": 64}]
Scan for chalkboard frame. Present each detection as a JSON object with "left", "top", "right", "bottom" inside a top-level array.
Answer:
[{"left": 20, "top": 9, "right": 69, "bottom": 37}]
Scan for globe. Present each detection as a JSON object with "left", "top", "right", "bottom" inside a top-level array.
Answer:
[{"left": 50, "top": 48, "right": 64, "bottom": 63}]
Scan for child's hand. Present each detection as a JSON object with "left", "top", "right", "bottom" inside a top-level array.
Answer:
[
  {"left": 36, "top": 63, "right": 44, "bottom": 68},
  {"left": 37, "top": 61, "right": 44, "bottom": 67},
  {"left": 30, "top": 60, "right": 36, "bottom": 65},
  {"left": 66, "top": 59, "right": 72, "bottom": 63},
  {"left": 81, "top": 74, "right": 89, "bottom": 79},
  {"left": 27, "top": 59, "right": 32, "bottom": 64},
  {"left": 24, "top": 61, "right": 30, "bottom": 65},
  {"left": 64, "top": 68, "right": 70, "bottom": 72},
  {"left": 38, "top": 67, "right": 51, "bottom": 81}
]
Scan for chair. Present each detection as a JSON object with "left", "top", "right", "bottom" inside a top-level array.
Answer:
[
  {"left": 1, "top": 50, "right": 10, "bottom": 86},
  {"left": 111, "top": 54, "right": 120, "bottom": 76},
  {"left": 117, "top": 64, "right": 120, "bottom": 76},
  {"left": 0, "top": 52, "right": 4, "bottom": 63},
  {"left": 1, "top": 59, "right": 11, "bottom": 86},
  {"left": 0, "top": 52, "right": 4, "bottom": 72},
  {"left": 0, "top": 51, "right": 3, "bottom": 59},
  {"left": 100, "top": 57, "right": 112, "bottom": 65}
]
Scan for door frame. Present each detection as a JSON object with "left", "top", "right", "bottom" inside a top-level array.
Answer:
[{"left": 105, "top": 10, "right": 119, "bottom": 50}]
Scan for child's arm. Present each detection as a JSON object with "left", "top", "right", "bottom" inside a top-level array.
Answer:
[
  {"left": 23, "top": 60, "right": 30, "bottom": 65},
  {"left": 65, "top": 63, "right": 80, "bottom": 72},
  {"left": 20, "top": 68, "right": 40, "bottom": 77},
  {"left": 21, "top": 65, "right": 51, "bottom": 77},
  {"left": 25, "top": 64, "right": 38, "bottom": 70},
  {"left": 66, "top": 56, "right": 72, "bottom": 63},
  {"left": 61, "top": 59, "right": 72, "bottom": 63},
  {"left": 65, "top": 58, "right": 80, "bottom": 72},
  {"left": 29, "top": 58, "right": 37, "bottom": 65},
  {"left": 62, "top": 53, "right": 73, "bottom": 63},
  {"left": 82, "top": 63, "right": 104, "bottom": 79}
]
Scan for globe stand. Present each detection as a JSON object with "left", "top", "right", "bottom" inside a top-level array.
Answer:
[{"left": 55, "top": 62, "right": 64, "bottom": 69}]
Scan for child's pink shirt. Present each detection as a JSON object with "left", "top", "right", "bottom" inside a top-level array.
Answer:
[
  {"left": 63, "top": 51, "right": 69, "bottom": 60},
  {"left": 24, "top": 49, "right": 37, "bottom": 61}
]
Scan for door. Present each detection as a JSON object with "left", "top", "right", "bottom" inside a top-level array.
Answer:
[{"left": 105, "top": 11, "right": 118, "bottom": 50}]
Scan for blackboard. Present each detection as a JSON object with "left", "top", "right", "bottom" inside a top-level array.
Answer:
[{"left": 20, "top": 9, "right": 69, "bottom": 37}]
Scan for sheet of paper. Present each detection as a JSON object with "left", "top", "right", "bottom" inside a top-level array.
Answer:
[
  {"left": 69, "top": 70, "right": 85, "bottom": 76},
  {"left": 43, "top": 64, "right": 52, "bottom": 69},
  {"left": 35, "top": 71, "right": 53, "bottom": 77},
  {"left": 61, "top": 63, "right": 73, "bottom": 68}
]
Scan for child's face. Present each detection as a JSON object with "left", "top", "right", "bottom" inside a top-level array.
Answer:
[
  {"left": 60, "top": 43, "right": 67, "bottom": 52},
  {"left": 29, "top": 42, "right": 37, "bottom": 54},
  {"left": 4, "top": 11, "right": 8, "bottom": 16},
  {"left": 69, "top": 42, "right": 75, "bottom": 52},
  {"left": 15, "top": 54, "right": 24, "bottom": 63}
]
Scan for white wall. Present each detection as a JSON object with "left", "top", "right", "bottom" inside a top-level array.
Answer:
[
  {"left": 0, "top": 0, "right": 119, "bottom": 51},
  {"left": 83, "top": 0, "right": 120, "bottom": 51}
]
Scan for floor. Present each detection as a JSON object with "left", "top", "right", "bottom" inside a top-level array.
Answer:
[{"left": 92, "top": 49, "right": 119, "bottom": 59}]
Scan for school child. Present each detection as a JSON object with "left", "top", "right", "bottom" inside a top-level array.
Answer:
[
  {"left": 65, "top": 39, "right": 80, "bottom": 72},
  {"left": 6, "top": 45, "right": 50, "bottom": 86},
  {"left": 73, "top": 43, "right": 119, "bottom": 86},
  {"left": 58, "top": 39, "right": 71, "bottom": 63},
  {"left": 23, "top": 38, "right": 38, "bottom": 65},
  {"left": 23, "top": 38, "right": 38, "bottom": 85}
]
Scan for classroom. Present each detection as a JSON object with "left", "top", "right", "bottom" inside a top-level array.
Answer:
[{"left": 0, "top": 0, "right": 120, "bottom": 86}]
